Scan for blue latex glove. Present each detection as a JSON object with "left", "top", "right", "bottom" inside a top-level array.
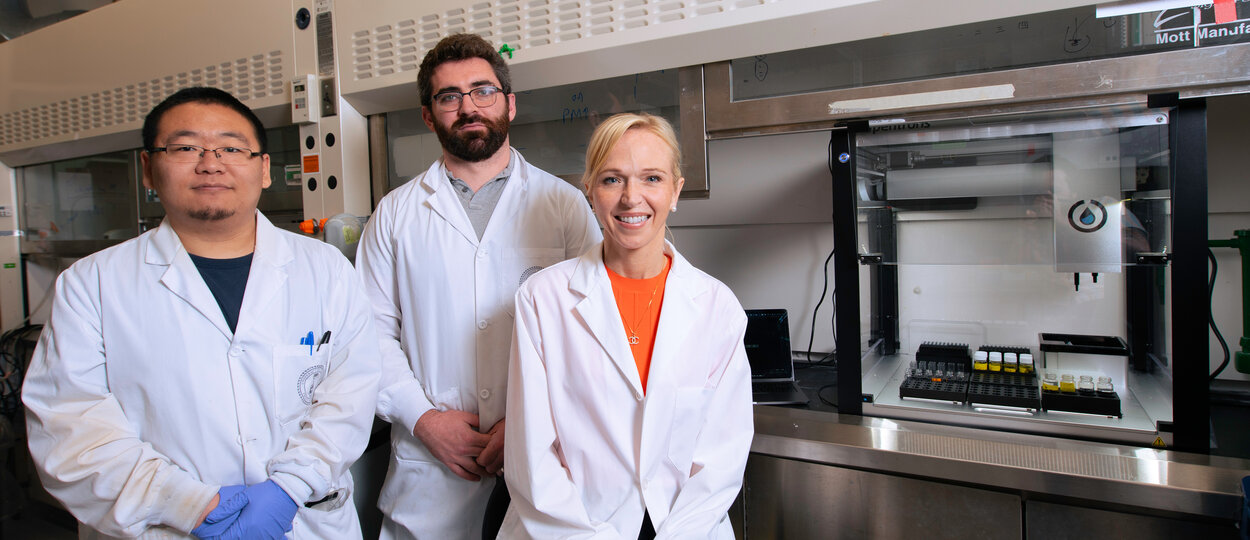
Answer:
[
  {"left": 231, "top": 479, "right": 298, "bottom": 539},
  {"left": 191, "top": 484, "right": 246, "bottom": 539}
]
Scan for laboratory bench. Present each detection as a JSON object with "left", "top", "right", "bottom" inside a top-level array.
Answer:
[{"left": 730, "top": 362, "right": 1250, "bottom": 539}]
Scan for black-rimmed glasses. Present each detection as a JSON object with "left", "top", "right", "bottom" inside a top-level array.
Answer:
[
  {"left": 431, "top": 86, "right": 503, "bottom": 111},
  {"left": 149, "top": 143, "right": 261, "bottom": 165}
]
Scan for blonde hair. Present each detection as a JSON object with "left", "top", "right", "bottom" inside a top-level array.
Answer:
[{"left": 581, "top": 113, "right": 682, "bottom": 191}]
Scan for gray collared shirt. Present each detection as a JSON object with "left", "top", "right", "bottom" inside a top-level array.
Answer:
[{"left": 445, "top": 150, "right": 515, "bottom": 240}]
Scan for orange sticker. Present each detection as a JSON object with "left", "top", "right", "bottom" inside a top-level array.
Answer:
[{"left": 302, "top": 154, "right": 320, "bottom": 173}]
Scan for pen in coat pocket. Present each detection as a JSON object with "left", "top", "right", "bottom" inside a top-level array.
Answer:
[
  {"left": 301, "top": 331, "right": 315, "bottom": 355},
  {"left": 317, "top": 331, "right": 332, "bottom": 351}
]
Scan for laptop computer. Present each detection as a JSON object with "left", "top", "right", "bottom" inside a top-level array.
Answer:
[{"left": 744, "top": 309, "right": 810, "bottom": 406}]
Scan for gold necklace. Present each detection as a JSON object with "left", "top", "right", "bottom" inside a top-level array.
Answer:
[{"left": 623, "top": 281, "right": 662, "bottom": 346}]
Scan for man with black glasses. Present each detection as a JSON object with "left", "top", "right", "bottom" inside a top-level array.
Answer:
[
  {"left": 356, "top": 34, "right": 600, "bottom": 540},
  {"left": 23, "top": 87, "right": 381, "bottom": 539}
]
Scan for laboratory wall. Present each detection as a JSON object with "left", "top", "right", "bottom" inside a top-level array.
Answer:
[
  {"left": 668, "top": 131, "right": 835, "bottom": 355},
  {"left": 1207, "top": 93, "right": 1250, "bottom": 382}
]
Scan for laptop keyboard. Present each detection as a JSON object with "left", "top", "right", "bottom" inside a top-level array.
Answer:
[{"left": 755, "top": 381, "right": 799, "bottom": 393}]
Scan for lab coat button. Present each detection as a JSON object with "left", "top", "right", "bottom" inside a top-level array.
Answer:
[
  {"left": 479, "top": 389, "right": 491, "bottom": 399},
  {"left": 477, "top": 249, "right": 487, "bottom": 259},
  {"left": 477, "top": 320, "right": 488, "bottom": 330}
]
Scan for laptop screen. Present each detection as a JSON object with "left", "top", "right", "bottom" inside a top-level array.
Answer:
[{"left": 744, "top": 309, "right": 794, "bottom": 380}]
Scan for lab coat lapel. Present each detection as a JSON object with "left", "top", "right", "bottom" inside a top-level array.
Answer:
[
  {"left": 420, "top": 159, "right": 479, "bottom": 246},
  {"left": 650, "top": 246, "right": 698, "bottom": 383},
  {"left": 148, "top": 221, "right": 233, "bottom": 339},
  {"left": 570, "top": 246, "right": 646, "bottom": 398},
  {"left": 235, "top": 212, "right": 290, "bottom": 333}
]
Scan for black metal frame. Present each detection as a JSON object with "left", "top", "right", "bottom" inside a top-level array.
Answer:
[
  {"left": 1125, "top": 198, "right": 1167, "bottom": 374},
  {"left": 1169, "top": 98, "right": 1209, "bottom": 452},
  {"left": 831, "top": 127, "right": 862, "bottom": 415},
  {"left": 865, "top": 207, "right": 900, "bottom": 356}
]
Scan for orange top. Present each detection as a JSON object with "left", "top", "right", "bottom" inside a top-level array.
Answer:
[{"left": 606, "top": 255, "right": 672, "bottom": 393}]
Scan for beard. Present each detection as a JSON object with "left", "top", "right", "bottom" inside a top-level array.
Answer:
[
  {"left": 432, "top": 107, "right": 510, "bottom": 162},
  {"left": 187, "top": 207, "right": 236, "bottom": 221}
]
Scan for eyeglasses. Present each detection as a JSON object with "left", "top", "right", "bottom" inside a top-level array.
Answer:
[
  {"left": 149, "top": 143, "right": 261, "bottom": 165},
  {"left": 431, "top": 86, "right": 503, "bottom": 111}
]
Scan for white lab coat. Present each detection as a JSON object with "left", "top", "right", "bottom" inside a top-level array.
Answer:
[
  {"left": 502, "top": 242, "right": 754, "bottom": 539},
  {"left": 356, "top": 150, "right": 601, "bottom": 539},
  {"left": 23, "top": 212, "right": 381, "bottom": 539}
]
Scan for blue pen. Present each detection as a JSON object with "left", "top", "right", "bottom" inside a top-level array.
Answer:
[{"left": 300, "top": 331, "right": 314, "bottom": 355}]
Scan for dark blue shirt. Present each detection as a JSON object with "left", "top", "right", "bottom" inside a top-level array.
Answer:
[{"left": 189, "top": 253, "right": 253, "bottom": 333}]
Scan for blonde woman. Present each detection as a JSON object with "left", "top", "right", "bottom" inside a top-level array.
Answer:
[{"left": 501, "top": 113, "right": 753, "bottom": 539}]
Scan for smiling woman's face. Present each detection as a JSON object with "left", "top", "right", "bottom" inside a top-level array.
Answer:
[{"left": 587, "top": 127, "right": 684, "bottom": 263}]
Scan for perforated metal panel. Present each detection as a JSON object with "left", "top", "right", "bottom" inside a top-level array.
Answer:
[
  {"left": 0, "top": 50, "right": 287, "bottom": 150},
  {"left": 896, "top": 431, "right": 1141, "bottom": 480},
  {"left": 348, "top": 0, "right": 768, "bottom": 83}
]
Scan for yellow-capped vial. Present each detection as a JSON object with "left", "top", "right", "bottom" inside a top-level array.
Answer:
[
  {"left": 1042, "top": 372, "right": 1060, "bottom": 391},
  {"left": 973, "top": 350, "right": 989, "bottom": 371},
  {"left": 989, "top": 351, "right": 1003, "bottom": 372},
  {"left": 1059, "top": 373, "right": 1076, "bottom": 393}
]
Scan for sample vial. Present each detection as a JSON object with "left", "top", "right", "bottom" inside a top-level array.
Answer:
[
  {"left": 989, "top": 351, "right": 1003, "bottom": 372},
  {"left": 1059, "top": 373, "right": 1076, "bottom": 393},
  {"left": 1042, "top": 372, "right": 1059, "bottom": 392},
  {"left": 1096, "top": 376, "right": 1116, "bottom": 398},
  {"left": 1004, "top": 352, "right": 1018, "bottom": 373},
  {"left": 1077, "top": 375, "right": 1095, "bottom": 395},
  {"left": 973, "top": 351, "right": 989, "bottom": 371},
  {"left": 1019, "top": 353, "right": 1034, "bottom": 374}
]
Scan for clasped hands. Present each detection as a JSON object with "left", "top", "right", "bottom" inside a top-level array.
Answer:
[
  {"left": 414, "top": 409, "right": 505, "bottom": 481},
  {"left": 191, "top": 479, "right": 297, "bottom": 540}
]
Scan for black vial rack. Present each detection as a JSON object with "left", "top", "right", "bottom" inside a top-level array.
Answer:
[
  {"left": 967, "top": 372, "right": 1040, "bottom": 409},
  {"left": 1041, "top": 389, "right": 1122, "bottom": 417},
  {"left": 900, "top": 342, "right": 970, "bottom": 403}
]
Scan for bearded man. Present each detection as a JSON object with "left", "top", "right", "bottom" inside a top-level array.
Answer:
[{"left": 355, "top": 33, "right": 601, "bottom": 540}]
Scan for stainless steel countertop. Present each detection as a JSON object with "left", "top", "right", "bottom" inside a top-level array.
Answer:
[{"left": 751, "top": 406, "right": 1250, "bottom": 520}]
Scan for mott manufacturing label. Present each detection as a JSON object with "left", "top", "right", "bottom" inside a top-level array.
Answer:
[
  {"left": 1053, "top": 131, "right": 1122, "bottom": 274},
  {"left": 1151, "top": 1, "right": 1250, "bottom": 46}
]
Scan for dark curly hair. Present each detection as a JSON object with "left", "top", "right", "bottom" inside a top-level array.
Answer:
[{"left": 417, "top": 33, "right": 512, "bottom": 108}]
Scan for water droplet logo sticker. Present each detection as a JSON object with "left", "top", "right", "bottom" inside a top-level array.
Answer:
[{"left": 1066, "top": 199, "right": 1108, "bottom": 233}]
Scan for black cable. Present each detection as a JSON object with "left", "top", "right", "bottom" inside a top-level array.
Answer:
[
  {"left": 816, "top": 383, "right": 838, "bottom": 407},
  {"left": 1208, "top": 247, "right": 1230, "bottom": 381},
  {"left": 799, "top": 249, "right": 836, "bottom": 370}
]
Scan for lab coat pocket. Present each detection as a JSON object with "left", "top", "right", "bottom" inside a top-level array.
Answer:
[
  {"left": 501, "top": 247, "right": 564, "bottom": 315},
  {"left": 667, "top": 387, "right": 712, "bottom": 473},
  {"left": 273, "top": 344, "right": 331, "bottom": 425}
]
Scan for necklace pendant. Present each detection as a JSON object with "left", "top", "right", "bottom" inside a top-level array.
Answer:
[{"left": 628, "top": 333, "right": 640, "bottom": 345}]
